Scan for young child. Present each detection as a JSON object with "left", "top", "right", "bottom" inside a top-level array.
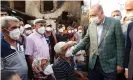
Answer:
[{"left": 53, "top": 42, "right": 88, "bottom": 80}]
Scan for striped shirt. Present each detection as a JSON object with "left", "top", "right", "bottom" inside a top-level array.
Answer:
[
  {"left": 1, "top": 39, "right": 28, "bottom": 80},
  {"left": 53, "top": 57, "right": 76, "bottom": 80}
]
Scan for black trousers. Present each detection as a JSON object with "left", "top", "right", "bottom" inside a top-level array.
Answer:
[{"left": 88, "top": 57, "right": 117, "bottom": 80}]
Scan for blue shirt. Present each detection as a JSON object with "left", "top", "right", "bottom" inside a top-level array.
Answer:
[{"left": 1, "top": 38, "right": 28, "bottom": 80}]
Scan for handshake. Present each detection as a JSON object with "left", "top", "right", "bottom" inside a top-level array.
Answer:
[{"left": 62, "top": 41, "right": 85, "bottom": 58}]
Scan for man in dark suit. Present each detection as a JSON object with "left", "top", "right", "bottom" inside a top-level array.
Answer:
[
  {"left": 124, "top": 1, "right": 133, "bottom": 80},
  {"left": 65, "top": 4, "right": 125, "bottom": 80}
]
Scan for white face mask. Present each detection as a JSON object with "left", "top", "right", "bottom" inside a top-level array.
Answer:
[
  {"left": 74, "top": 29, "right": 77, "bottom": 32},
  {"left": 20, "top": 26, "right": 25, "bottom": 34},
  {"left": 9, "top": 28, "right": 21, "bottom": 40},
  {"left": 46, "top": 27, "right": 52, "bottom": 32},
  {"left": 90, "top": 17, "right": 99, "bottom": 24},
  {"left": 38, "top": 27, "right": 45, "bottom": 34},
  {"left": 114, "top": 16, "right": 121, "bottom": 20},
  {"left": 62, "top": 27, "right": 65, "bottom": 30},
  {"left": 71, "top": 30, "right": 74, "bottom": 33},
  {"left": 43, "top": 64, "right": 53, "bottom": 75},
  {"left": 74, "top": 54, "right": 85, "bottom": 62},
  {"left": 32, "top": 29, "right": 36, "bottom": 33},
  {"left": 59, "top": 29, "right": 64, "bottom": 33},
  {"left": 127, "top": 13, "right": 133, "bottom": 21},
  {"left": 78, "top": 30, "right": 82, "bottom": 33},
  {"left": 68, "top": 30, "right": 72, "bottom": 33},
  {"left": 25, "top": 30, "right": 33, "bottom": 35}
]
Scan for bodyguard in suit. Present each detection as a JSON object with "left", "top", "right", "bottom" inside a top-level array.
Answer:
[
  {"left": 124, "top": 0, "right": 133, "bottom": 80},
  {"left": 71, "top": 4, "right": 125, "bottom": 80}
]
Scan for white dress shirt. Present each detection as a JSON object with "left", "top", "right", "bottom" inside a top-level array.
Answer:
[
  {"left": 97, "top": 24, "right": 103, "bottom": 44},
  {"left": 96, "top": 18, "right": 105, "bottom": 44}
]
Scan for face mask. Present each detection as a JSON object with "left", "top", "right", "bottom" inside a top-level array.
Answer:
[
  {"left": 25, "top": 30, "right": 33, "bottom": 35},
  {"left": 59, "top": 29, "right": 64, "bottom": 33},
  {"left": 90, "top": 17, "right": 99, "bottom": 24},
  {"left": 74, "top": 54, "right": 85, "bottom": 62},
  {"left": 9, "top": 28, "right": 21, "bottom": 40},
  {"left": 62, "top": 27, "right": 65, "bottom": 30},
  {"left": 127, "top": 13, "right": 133, "bottom": 21},
  {"left": 32, "top": 29, "right": 36, "bottom": 33},
  {"left": 68, "top": 30, "right": 72, "bottom": 33},
  {"left": 20, "top": 26, "right": 25, "bottom": 34},
  {"left": 78, "top": 30, "right": 82, "bottom": 33},
  {"left": 114, "top": 16, "right": 121, "bottom": 20},
  {"left": 38, "top": 27, "right": 45, "bottom": 34},
  {"left": 43, "top": 64, "right": 53, "bottom": 75},
  {"left": 46, "top": 27, "right": 52, "bottom": 31},
  {"left": 71, "top": 30, "right": 74, "bottom": 33},
  {"left": 74, "top": 29, "right": 77, "bottom": 32}
]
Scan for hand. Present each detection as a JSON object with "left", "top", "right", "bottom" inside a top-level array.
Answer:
[
  {"left": 32, "top": 66, "right": 40, "bottom": 73},
  {"left": 124, "top": 69, "right": 128, "bottom": 79},
  {"left": 65, "top": 47, "right": 74, "bottom": 57},
  {"left": 66, "top": 41, "right": 77, "bottom": 46},
  {"left": 117, "top": 66, "right": 124, "bottom": 73}
]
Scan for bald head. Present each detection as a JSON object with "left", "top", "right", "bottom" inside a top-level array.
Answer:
[
  {"left": 125, "top": 0, "right": 133, "bottom": 13},
  {"left": 89, "top": 4, "right": 104, "bottom": 16}
]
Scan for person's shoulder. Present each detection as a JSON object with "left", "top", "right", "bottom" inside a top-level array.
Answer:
[
  {"left": 105, "top": 17, "right": 116, "bottom": 22},
  {"left": 128, "top": 22, "right": 133, "bottom": 31},
  {"left": 105, "top": 17, "right": 120, "bottom": 24},
  {"left": 26, "top": 33, "right": 36, "bottom": 40},
  {"left": 128, "top": 22, "right": 133, "bottom": 27},
  {"left": 53, "top": 57, "right": 69, "bottom": 68}
]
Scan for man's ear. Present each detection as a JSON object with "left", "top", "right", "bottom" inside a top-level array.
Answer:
[
  {"left": 2, "top": 28, "right": 8, "bottom": 34},
  {"left": 34, "top": 25, "right": 36, "bottom": 28}
]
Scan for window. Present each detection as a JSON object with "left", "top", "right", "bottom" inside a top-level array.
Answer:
[
  {"left": 44, "top": 1, "right": 53, "bottom": 11},
  {"left": 14, "top": 1, "right": 25, "bottom": 12}
]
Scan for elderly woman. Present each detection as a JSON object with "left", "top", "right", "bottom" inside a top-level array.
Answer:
[{"left": 32, "top": 58, "right": 55, "bottom": 80}]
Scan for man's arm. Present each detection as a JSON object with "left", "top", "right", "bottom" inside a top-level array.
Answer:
[
  {"left": 115, "top": 20, "right": 125, "bottom": 67},
  {"left": 25, "top": 37, "right": 34, "bottom": 64},
  {"left": 73, "top": 26, "right": 90, "bottom": 55}
]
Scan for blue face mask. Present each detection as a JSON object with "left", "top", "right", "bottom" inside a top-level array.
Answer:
[{"left": 114, "top": 16, "right": 121, "bottom": 20}]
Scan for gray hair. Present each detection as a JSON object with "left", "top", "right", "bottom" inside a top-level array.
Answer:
[{"left": 0, "top": 16, "right": 19, "bottom": 29}]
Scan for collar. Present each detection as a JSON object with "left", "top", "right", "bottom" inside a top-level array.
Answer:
[
  {"left": 34, "top": 30, "right": 44, "bottom": 38},
  {"left": 101, "top": 16, "right": 105, "bottom": 24}
]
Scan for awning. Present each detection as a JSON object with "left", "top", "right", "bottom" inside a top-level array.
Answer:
[{"left": 2, "top": 6, "right": 36, "bottom": 20}]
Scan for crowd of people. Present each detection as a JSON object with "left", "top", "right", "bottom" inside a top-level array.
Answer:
[{"left": 1, "top": 0, "right": 133, "bottom": 80}]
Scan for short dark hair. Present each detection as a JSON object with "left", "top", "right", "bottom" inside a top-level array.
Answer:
[
  {"left": 1, "top": 71, "right": 18, "bottom": 80},
  {"left": 112, "top": 10, "right": 121, "bottom": 15}
]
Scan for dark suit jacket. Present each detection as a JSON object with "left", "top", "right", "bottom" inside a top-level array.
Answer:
[{"left": 125, "top": 22, "right": 133, "bottom": 80}]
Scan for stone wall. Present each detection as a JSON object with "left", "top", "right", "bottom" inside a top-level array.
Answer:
[{"left": 26, "top": 1, "right": 82, "bottom": 20}]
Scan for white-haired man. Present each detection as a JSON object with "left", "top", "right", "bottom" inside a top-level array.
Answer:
[
  {"left": 25, "top": 19, "right": 50, "bottom": 79},
  {"left": 23, "top": 24, "right": 33, "bottom": 36},
  {"left": 1, "top": 16, "right": 28, "bottom": 80}
]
